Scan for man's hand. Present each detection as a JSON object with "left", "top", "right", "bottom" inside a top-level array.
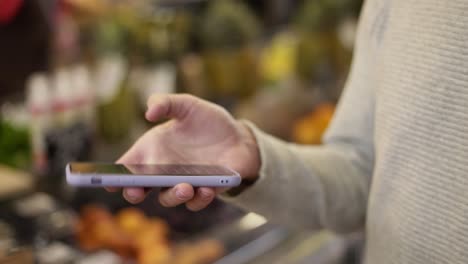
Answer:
[{"left": 106, "top": 94, "right": 260, "bottom": 211}]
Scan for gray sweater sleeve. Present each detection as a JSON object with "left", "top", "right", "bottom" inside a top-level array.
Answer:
[{"left": 222, "top": 13, "right": 376, "bottom": 233}]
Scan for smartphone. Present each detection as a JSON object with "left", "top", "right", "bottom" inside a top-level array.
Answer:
[{"left": 66, "top": 162, "right": 241, "bottom": 187}]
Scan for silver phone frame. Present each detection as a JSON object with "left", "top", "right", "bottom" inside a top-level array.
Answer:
[{"left": 65, "top": 163, "right": 242, "bottom": 187}]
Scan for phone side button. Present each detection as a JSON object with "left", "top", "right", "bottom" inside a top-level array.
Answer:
[
  {"left": 120, "top": 177, "right": 133, "bottom": 186},
  {"left": 91, "top": 176, "right": 102, "bottom": 185}
]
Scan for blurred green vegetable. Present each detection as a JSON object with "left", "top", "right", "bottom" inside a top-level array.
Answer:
[
  {"left": 200, "top": 0, "right": 260, "bottom": 49},
  {"left": 97, "top": 76, "right": 136, "bottom": 142},
  {"left": 200, "top": 0, "right": 261, "bottom": 100},
  {"left": 295, "top": 0, "right": 361, "bottom": 32},
  {"left": 294, "top": 0, "right": 362, "bottom": 98},
  {"left": 0, "top": 120, "right": 31, "bottom": 169},
  {"left": 129, "top": 10, "right": 193, "bottom": 65},
  {"left": 93, "top": 16, "right": 130, "bottom": 57}
]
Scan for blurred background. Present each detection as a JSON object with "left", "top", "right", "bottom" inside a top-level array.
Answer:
[{"left": 0, "top": 0, "right": 364, "bottom": 263}]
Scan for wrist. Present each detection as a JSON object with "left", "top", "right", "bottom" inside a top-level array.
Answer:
[{"left": 236, "top": 120, "right": 261, "bottom": 182}]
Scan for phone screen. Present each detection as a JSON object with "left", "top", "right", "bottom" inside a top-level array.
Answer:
[{"left": 69, "top": 163, "right": 234, "bottom": 176}]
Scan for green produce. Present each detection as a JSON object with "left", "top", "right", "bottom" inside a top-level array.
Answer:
[
  {"left": 97, "top": 75, "right": 136, "bottom": 142},
  {"left": 200, "top": 0, "right": 259, "bottom": 49},
  {"left": 93, "top": 16, "right": 130, "bottom": 57},
  {"left": 200, "top": 0, "right": 261, "bottom": 99},
  {"left": 0, "top": 120, "right": 31, "bottom": 169},
  {"left": 294, "top": 0, "right": 362, "bottom": 99},
  {"left": 203, "top": 47, "right": 258, "bottom": 99},
  {"left": 92, "top": 10, "right": 137, "bottom": 142},
  {"left": 130, "top": 10, "right": 193, "bottom": 65},
  {"left": 295, "top": 0, "right": 361, "bottom": 32}
]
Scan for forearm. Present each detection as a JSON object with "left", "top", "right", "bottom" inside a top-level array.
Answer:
[{"left": 222, "top": 121, "right": 373, "bottom": 233}]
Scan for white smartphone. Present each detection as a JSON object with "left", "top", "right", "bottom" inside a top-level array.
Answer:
[{"left": 66, "top": 162, "right": 241, "bottom": 187}]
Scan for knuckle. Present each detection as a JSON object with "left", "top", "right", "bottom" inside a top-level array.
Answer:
[
  {"left": 178, "top": 93, "right": 196, "bottom": 101},
  {"left": 175, "top": 186, "right": 194, "bottom": 201},
  {"left": 147, "top": 94, "right": 160, "bottom": 105}
]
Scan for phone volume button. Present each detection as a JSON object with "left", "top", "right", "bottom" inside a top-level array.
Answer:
[{"left": 91, "top": 176, "right": 102, "bottom": 184}]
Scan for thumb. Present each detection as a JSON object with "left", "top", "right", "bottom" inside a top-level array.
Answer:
[{"left": 145, "top": 93, "right": 198, "bottom": 122}]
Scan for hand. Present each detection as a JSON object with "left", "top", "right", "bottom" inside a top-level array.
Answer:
[{"left": 107, "top": 94, "right": 260, "bottom": 211}]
